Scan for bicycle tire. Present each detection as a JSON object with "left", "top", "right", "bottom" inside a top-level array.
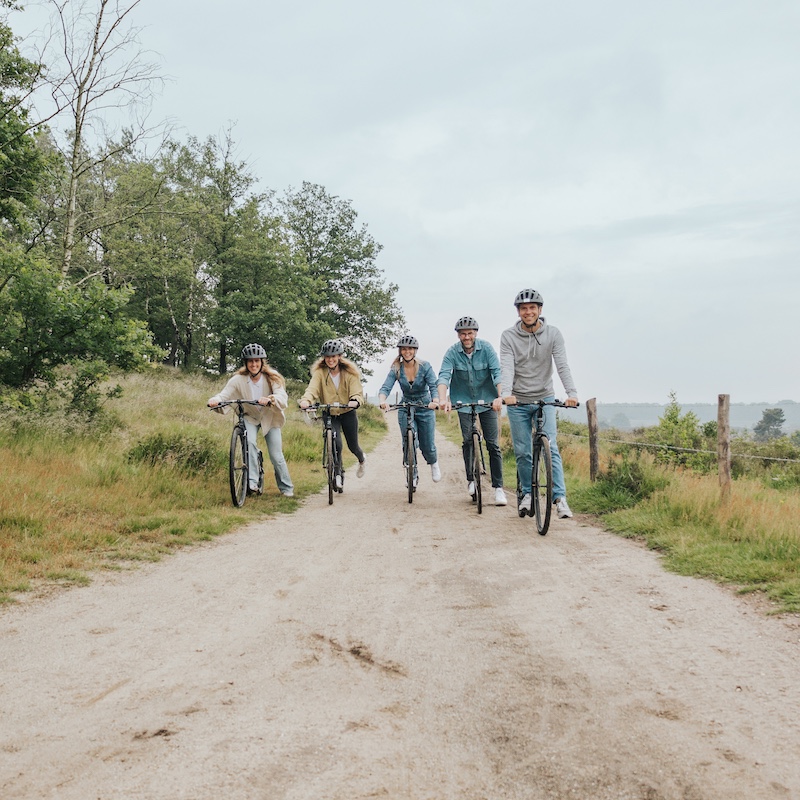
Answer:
[
  {"left": 406, "top": 427, "right": 415, "bottom": 503},
  {"left": 324, "top": 427, "right": 335, "bottom": 505},
  {"left": 533, "top": 434, "right": 553, "bottom": 535},
  {"left": 472, "top": 431, "right": 483, "bottom": 514},
  {"left": 229, "top": 425, "right": 248, "bottom": 507}
]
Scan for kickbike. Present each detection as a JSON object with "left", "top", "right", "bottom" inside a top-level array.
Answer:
[
  {"left": 303, "top": 403, "right": 348, "bottom": 505},
  {"left": 387, "top": 401, "right": 431, "bottom": 503},
  {"left": 453, "top": 401, "right": 496, "bottom": 514},
  {"left": 211, "top": 399, "right": 264, "bottom": 507},
  {"left": 508, "top": 399, "right": 579, "bottom": 535}
]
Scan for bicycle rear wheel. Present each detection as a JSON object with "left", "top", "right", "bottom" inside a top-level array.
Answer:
[
  {"left": 229, "top": 426, "right": 248, "bottom": 507},
  {"left": 472, "top": 431, "right": 483, "bottom": 514},
  {"left": 532, "top": 434, "right": 553, "bottom": 535},
  {"left": 324, "top": 428, "right": 335, "bottom": 505},
  {"left": 406, "top": 427, "right": 415, "bottom": 504}
]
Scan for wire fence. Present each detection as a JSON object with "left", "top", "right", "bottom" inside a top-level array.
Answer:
[{"left": 562, "top": 432, "right": 800, "bottom": 465}]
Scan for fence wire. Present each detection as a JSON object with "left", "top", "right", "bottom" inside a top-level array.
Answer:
[{"left": 562, "top": 433, "right": 800, "bottom": 465}]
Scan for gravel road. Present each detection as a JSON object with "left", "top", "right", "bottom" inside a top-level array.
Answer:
[{"left": 2, "top": 429, "right": 800, "bottom": 799}]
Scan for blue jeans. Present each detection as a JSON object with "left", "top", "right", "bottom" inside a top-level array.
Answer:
[
  {"left": 244, "top": 419, "right": 294, "bottom": 493},
  {"left": 506, "top": 399, "right": 566, "bottom": 500},
  {"left": 458, "top": 409, "right": 503, "bottom": 488},
  {"left": 398, "top": 407, "right": 437, "bottom": 467}
]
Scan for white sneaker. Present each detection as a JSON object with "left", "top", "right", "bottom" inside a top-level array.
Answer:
[
  {"left": 431, "top": 462, "right": 442, "bottom": 482},
  {"left": 281, "top": 490, "right": 294, "bottom": 498},
  {"left": 494, "top": 487, "right": 507, "bottom": 506},
  {"left": 518, "top": 493, "right": 532, "bottom": 516},
  {"left": 357, "top": 459, "right": 365, "bottom": 478},
  {"left": 555, "top": 498, "right": 573, "bottom": 518},
  {"left": 467, "top": 481, "right": 476, "bottom": 499},
  {"left": 335, "top": 474, "right": 343, "bottom": 491}
]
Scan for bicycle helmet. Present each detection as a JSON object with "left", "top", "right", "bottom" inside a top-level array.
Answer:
[
  {"left": 454, "top": 316, "right": 479, "bottom": 331},
  {"left": 241, "top": 343, "right": 267, "bottom": 361},
  {"left": 397, "top": 335, "right": 419, "bottom": 348},
  {"left": 514, "top": 288, "right": 544, "bottom": 307},
  {"left": 320, "top": 339, "right": 345, "bottom": 356}
]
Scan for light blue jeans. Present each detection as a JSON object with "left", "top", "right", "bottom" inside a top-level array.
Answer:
[
  {"left": 243, "top": 420, "right": 293, "bottom": 493},
  {"left": 397, "top": 406, "right": 437, "bottom": 467},
  {"left": 506, "top": 398, "right": 566, "bottom": 501}
]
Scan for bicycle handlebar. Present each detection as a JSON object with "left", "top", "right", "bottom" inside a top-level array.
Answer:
[
  {"left": 386, "top": 401, "right": 432, "bottom": 411},
  {"left": 210, "top": 399, "right": 263, "bottom": 408},
  {"left": 506, "top": 399, "right": 580, "bottom": 409}
]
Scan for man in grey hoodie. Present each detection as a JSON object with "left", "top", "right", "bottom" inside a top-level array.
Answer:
[{"left": 500, "top": 289, "right": 579, "bottom": 519}]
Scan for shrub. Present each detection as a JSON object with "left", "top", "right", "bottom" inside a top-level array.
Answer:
[{"left": 127, "top": 432, "right": 222, "bottom": 473}]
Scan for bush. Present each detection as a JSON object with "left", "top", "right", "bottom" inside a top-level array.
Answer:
[{"left": 127, "top": 432, "right": 222, "bottom": 473}]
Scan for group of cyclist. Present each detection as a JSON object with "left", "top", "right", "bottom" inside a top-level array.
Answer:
[{"left": 207, "top": 288, "right": 579, "bottom": 519}]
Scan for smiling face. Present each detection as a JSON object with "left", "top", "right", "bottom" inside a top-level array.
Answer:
[
  {"left": 246, "top": 358, "right": 262, "bottom": 377},
  {"left": 457, "top": 329, "right": 477, "bottom": 352},
  {"left": 324, "top": 354, "right": 341, "bottom": 370},
  {"left": 399, "top": 346, "right": 417, "bottom": 361},
  {"left": 517, "top": 302, "right": 542, "bottom": 330}
]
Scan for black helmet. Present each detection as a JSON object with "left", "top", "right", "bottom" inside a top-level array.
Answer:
[
  {"left": 241, "top": 343, "right": 267, "bottom": 361},
  {"left": 454, "top": 316, "right": 479, "bottom": 331},
  {"left": 320, "top": 339, "right": 345, "bottom": 356},
  {"left": 397, "top": 335, "right": 419, "bottom": 348},
  {"left": 514, "top": 288, "right": 544, "bottom": 306}
]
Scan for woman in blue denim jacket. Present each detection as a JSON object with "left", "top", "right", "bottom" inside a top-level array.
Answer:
[{"left": 378, "top": 335, "right": 442, "bottom": 485}]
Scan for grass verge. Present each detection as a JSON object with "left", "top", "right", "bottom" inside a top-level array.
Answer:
[{"left": 0, "top": 367, "right": 387, "bottom": 604}]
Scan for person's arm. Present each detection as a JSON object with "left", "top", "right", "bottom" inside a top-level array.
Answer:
[
  {"left": 208, "top": 375, "right": 240, "bottom": 411},
  {"left": 298, "top": 372, "right": 321, "bottom": 409},
  {"left": 378, "top": 368, "right": 397, "bottom": 410},
  {"left": 269, "top": 384, "right": 289, "bottom": 409},
  {"left": 347, "top": 372, "right": 364, "bottom": 409},
  {"left": 422, "top": 362, "right": 440, "bottom": 409},
  {"left": 437, "top": 349, "right": 453, "bottom": 411},
  {"left": 552, "top": 329, "right": 578, "bottom": 405},
  {"left": 485, "top": 343, "right": 504, "bottom": 411},
  {"left": 499, "top": 330, "right": 516, "bottom": 402}
]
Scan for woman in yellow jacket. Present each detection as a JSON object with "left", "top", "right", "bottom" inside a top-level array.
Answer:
[{"left": 298, "top": 339, "right": 365, "bottom": 490}]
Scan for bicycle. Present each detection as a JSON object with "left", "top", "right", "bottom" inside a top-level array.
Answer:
[
  {"left": 387, "top": 401, "right": 431, "bottom": 503},
  {"left": 303, "top": 403, "right": 349, "bottom": 505},
  {"left": 508, "top": 399, "right": 579, "bottom": 535},
  {"left": 211, "top": 399, "right": 264, "bottom": 507},
  {"left": 453, "top": 401, "right": 496, "bottom": 514}
]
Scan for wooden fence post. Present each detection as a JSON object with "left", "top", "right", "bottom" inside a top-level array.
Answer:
[
  {"left": 587, "top": 398, "right": 599, "bottom": 482},
  {"left": 718, "top": 394, "right": 731, "bottom": 500}
]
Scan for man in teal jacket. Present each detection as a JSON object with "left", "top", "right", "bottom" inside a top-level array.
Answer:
[{"left": 437, "top": 316, "right": 506, "bottom": 506}]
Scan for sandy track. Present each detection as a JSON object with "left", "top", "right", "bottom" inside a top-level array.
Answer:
[{"left": 1, "top": 429, "right": 800, "bottom": 799}]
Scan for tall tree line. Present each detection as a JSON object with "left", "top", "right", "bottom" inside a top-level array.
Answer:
[{"left": 1, "top": 0, "right": 402, "bottom": 411}]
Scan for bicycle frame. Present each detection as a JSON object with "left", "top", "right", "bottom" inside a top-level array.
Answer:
[
  {"left": 387, "top": 401, "right": 430, "bottom": 503},
  {"left": 453, "top": 401, "right": 494, "bottom": 514},
  {"left": 509, "top": 399, "right": 578, "bottom": 534},
  {"left": 305, "top": 403, "right": 348, "bottom": 504},
  {"left": 211, "top": 399, "right": 264, "bottom": 507}
]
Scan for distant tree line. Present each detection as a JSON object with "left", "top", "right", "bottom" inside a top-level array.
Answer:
[{"left": 1, "top": 0, "right": 403, "bottom": 413}]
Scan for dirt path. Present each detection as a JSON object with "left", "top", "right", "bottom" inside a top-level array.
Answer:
[{"left": 2, "top": 430, "right": 800, "bottom": 799}]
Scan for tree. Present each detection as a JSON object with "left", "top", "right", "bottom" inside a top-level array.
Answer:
[
  {"left": 280, "top": 182, "right": 404, "bottom": 369},
  {"left": 645, "top": 391, "right": 711, "bottom": 471},
  {"left": 1, "top": 0, "right": 46, "bottom": 229},
  {"left": 34, "top": 0, "right": 164, "bottom": 278},
  {"left": 754, "top": 408, "right": 785, "bottom": 442}
]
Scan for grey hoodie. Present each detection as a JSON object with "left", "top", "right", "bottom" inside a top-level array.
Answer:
[{"left": 499, "top": 317, "right": 577, "bottom": 402}]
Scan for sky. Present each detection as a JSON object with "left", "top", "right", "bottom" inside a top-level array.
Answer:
[{"left": 12, "top": 0, "right": 800, "bottom": 404}]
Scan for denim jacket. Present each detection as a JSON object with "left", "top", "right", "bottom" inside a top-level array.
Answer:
[
  {"left": 379, "top": 359, "right": 438, "bottom": 405},
  {"left": 437, "top": 339, "right": 501, "bottom": 413}
]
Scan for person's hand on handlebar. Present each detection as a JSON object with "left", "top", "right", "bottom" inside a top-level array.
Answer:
[
  {"left": 258, "top": 395, "right": 274, "bottom": 406},
  {"left": 491, "top": 397, "right": 503, "bottom": 412},
  {"left": 503, "top": 396, "right": 517, "bottom": 406},
  {"left": 207, "top": 399, "right": 220, "bottom": 408},
  {"left": 564, "top": 397, "right": 579, "bottom": 408},
  {"left": 298, "top": 399, "right": 311, "bottom": 410},
  {"left": 427, "top": 400, "right": 439, "bottom": 410}
]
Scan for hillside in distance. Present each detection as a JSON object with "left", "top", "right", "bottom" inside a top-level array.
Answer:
[{"left": 596, "top": 400, "right": 800, "bottom": 433}]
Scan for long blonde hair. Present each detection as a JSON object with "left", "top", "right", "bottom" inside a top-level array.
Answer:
[
  {"left": 310, "top": 355, "right": 358, "bottom": 376},
  {"left": 237, "top": 360, "right": 285, "bottom": 388}
]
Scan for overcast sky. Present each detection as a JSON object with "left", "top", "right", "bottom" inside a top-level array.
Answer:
[{"left": 14, "top": 0, "right": 800, "bottom": 403}]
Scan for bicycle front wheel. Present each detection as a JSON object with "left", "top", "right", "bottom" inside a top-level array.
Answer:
[
  {"left": 229, "top": 426, "right": 248, "bottom": 507},
  {"left": 472, "top": 431, "right": 483, "bottom": 514},
  {"left": 324, "top": 428, "right": 335, "bottom": 505},
  {"left": 406, "top": 427, "right": 415, "bottom": 504},
  {"left": 533, "top": 434, "right": 553, "bottom": 535}
]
